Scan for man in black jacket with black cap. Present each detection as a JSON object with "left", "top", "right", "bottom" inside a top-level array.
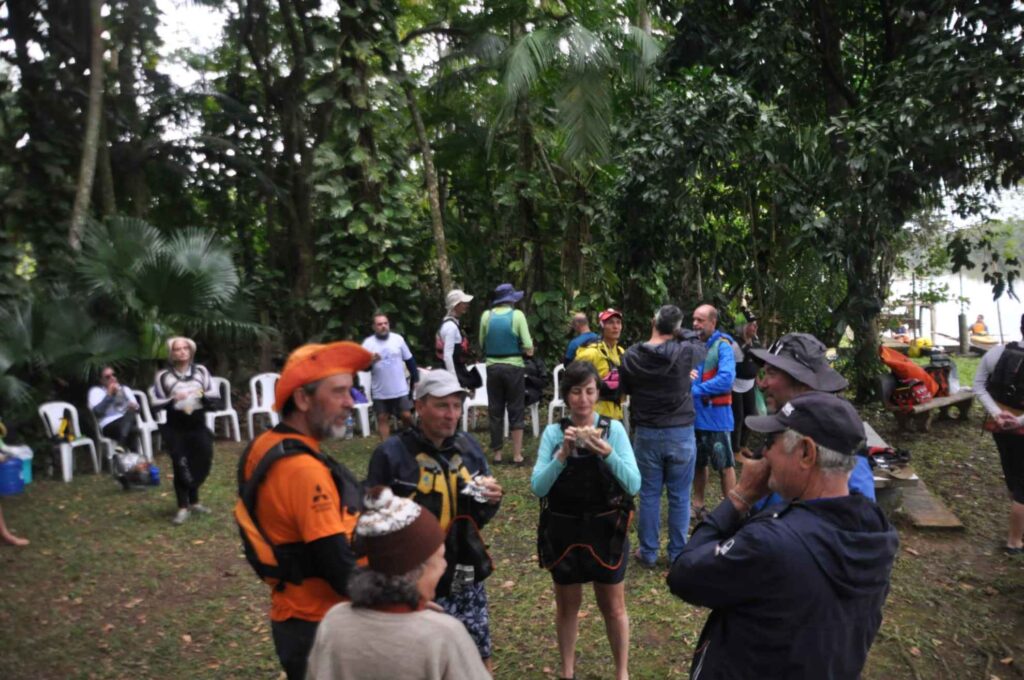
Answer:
[{"left": 667, "top": 392, "right": 898, "bottom": 679}]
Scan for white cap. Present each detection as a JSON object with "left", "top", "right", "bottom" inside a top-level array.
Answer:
[
  {"left": 445, "top": 289, "right": 473, "bottom": 311},
  {"left": 414, "top": 370, "right": 468, "bottom": 400}
]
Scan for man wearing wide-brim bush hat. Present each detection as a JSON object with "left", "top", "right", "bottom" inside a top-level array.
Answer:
[
  {"left": 478, "top": 283, "right": 534, "bottom": 465},
  {"left": 748, "top": 332, "right": 876, "bottom": 502}
]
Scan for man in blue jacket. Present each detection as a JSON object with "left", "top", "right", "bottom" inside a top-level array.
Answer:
[
  {"left": 667, "top": 392, "right": 899, "bottom": 679},
  {"left": 691, "top": 304, "right": 736, "bottom": 519},
  {"left": 750, "top": 332, "right": 877, "bottom": 504}
]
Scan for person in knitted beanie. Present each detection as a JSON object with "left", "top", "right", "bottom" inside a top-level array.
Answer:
[{"left": 306, "top": 487, "right": 490, "bottom": 679}]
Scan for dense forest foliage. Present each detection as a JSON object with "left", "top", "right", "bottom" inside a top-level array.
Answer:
[{"left": 1, "top": 0, "right": 1022, "bottom": 431}]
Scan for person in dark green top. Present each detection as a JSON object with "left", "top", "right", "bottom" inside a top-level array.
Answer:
[{"left": 479, "top": 283, "right": 534, "bottom": 465}]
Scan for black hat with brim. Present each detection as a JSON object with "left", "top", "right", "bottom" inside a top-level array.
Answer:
[
  {"left": 745, "top": 391, "right": 865, "bottom": 456},
  {"left": 749, "top": 332, "right": 848, "bottom": 393}
]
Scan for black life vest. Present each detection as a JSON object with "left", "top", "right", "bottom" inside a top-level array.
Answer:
[
  {"left": 537, "top": 416, "right": 635, "bottom": 574},
  {"left": 398, "top": 430, "right": 494, "bottom": 597},
  {"left": 988, "top": 342, "right": 1024, "bottom": 409},
  {"left": 234, "top": 438, "right": 362, "bottom": 591},
  {"left": 546, "top": 416, "right": 631, "bottom": 515}
]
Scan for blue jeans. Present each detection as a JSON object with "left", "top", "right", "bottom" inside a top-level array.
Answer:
[{"left": 634, "top": 425, "right": 697, "bottom": 564}]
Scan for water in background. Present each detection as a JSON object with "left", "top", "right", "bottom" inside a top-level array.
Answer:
[{"left": 890, "top": 273, "right": 1024, "bottom": 344}]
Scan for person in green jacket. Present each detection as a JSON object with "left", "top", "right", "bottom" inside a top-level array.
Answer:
[{"left": 479, "top": 283, "right": 534, "bottom": 465}]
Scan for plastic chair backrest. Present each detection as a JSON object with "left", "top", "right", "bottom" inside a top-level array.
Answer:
[
  {"left": 132, "top": 389, "right": 155, "bottom": 425},
  {"left": 552, "top": 363, "right": 564, "bottom": 397},
  {"left": 357, "top": 371, "right": 373, "bottom": 401},
  {"left": 250, "top": 373, "right": 279, "bottom": 409},
  {"left": 39, "top": 401, "right": 82, "bottom": 438},
  {"left": 212, "top": 377, "right": 233, "bottom": 409}
]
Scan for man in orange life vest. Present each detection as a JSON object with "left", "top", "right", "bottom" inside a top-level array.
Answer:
[
  {"left": 691, "top": 304, "right": 737, "bottom": 520},
  {"left": 235, "top": 341, "right": 372, "bottom": 680}
]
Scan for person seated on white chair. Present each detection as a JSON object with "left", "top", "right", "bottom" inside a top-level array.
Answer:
[{"left": 88, "top": 366, "right": 141, "bottom": 451}]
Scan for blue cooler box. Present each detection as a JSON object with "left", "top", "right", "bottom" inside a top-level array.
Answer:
[{"left": 0, "top": 456, "right": 25, "bottom": 496}]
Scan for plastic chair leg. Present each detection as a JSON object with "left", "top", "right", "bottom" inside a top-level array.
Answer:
[{"left": 61, "top": 443, "right": 73, "bottom": 483}]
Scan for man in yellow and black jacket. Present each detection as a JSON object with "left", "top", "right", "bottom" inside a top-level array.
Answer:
[
  {"left": 235, "top": 341, "right": 372, "bottom": 680},
  {"left": 366, "top": 369, "right": 503, "bottom": 671}
]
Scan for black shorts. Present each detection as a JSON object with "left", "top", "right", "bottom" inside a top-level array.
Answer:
[
  {"left": 374, "top": 396, "right": 413, "bottom": 417},
  {"left": 550, "top": 538, "right": 630, "bottom": 586},
  {"left": 993, "top": 432, "right": 1024, "bottom": 504}
]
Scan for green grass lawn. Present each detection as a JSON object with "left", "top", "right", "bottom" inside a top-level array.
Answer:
[{"left": 1, "top": 364, "right": 1022, "bottom": 679}]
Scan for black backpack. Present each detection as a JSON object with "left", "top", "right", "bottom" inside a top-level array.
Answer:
[{"left": 988, "top": 342, "right": 1024, "bottom": 409}]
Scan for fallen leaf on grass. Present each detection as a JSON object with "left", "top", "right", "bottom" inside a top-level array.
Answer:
[
  {"left": 577, "top": 610, "right": 590, "bottom": 619},
  {"left": 102, "top": 623, "right": 115, "bottom": 633},
  {"left": 904, "top": 547, "right": 920, "bottom": 556},
  {"left": 181, "top": 634, "right": 192, "bottom": 644},
  {"left": 959, "top": 583, "right": 975, "bottom": 592},
  {"left": 500, "top": 580, "right": 515, "bottom": 589},
  {"left": 123, "top": 597, "right": 144, "bottom": 609},
  {"left": 909, "top": 646, "right": 921, "bottom": 657},
  {"left": 192, "top": 540, "right": 205, "bottom": 545},
  {"left": 1001, "top": 657, "right": 1014, "bottom": 665},
  {"left": 542, "top": 667, "right": 552, "bottom": 675}
]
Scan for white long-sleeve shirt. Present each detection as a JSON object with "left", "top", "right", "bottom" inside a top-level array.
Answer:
[{"left": 972, "top": 343, "right": 1024, "bottom": 426}]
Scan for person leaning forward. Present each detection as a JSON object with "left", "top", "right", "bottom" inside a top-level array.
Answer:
[
  {"left": 366, "top": 369, "right": 503, "bottom": 672},
  {"left": 234, "top": 341, "right": 372, "bottom": 680},
  {"left": 667, "top": 392, "right": 899, "bottom": 679}
]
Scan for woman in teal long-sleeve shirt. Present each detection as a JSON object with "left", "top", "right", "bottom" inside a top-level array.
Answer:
[{"left": 531, "top": 361, "right": 639, "bottom": 680}]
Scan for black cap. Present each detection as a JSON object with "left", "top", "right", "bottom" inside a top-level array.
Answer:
[
  {"left": 749, "top": 333, "right": 848, "bottom": 393},
  {"left": 745, "top": 392, "right": 865, "bottom": 456}
]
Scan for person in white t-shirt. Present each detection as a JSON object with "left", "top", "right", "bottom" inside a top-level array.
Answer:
[
  {"left": 362, "top": 313, "right": 419, "bottom": 440},
  {"left": 87, "top": 365, "right": 141, "bottom": 450}
]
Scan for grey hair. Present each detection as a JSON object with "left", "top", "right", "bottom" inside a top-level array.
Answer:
[
  {"left": 347, "top": 565, "right": 424, "bottom": 609},
  {"left": 166, "top": 336, "right": 196, "bottom": 359},
  {"left": 780, "top": 429, "right": 857, "bottom": 475},
  {"left": 654, "top": 305, "right": 684, "bottom": 335}
]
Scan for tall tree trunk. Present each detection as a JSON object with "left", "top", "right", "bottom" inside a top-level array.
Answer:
[
  {"left": 97, "top": 115, "right": 117, "bottom": 215},
  {"left": 69, "top": 0, "right": 105, "bottom": 250},
  {"left": 400, "top": 66, "right": 452, "bottom": 293}
]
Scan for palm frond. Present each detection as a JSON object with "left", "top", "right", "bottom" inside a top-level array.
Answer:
[
  {"left": 77, "top": 217, "right": 166, "bottom": 303},
  {"left": 622, "top": 25, "right": 662, "bottom": 92},
  {"left": 502, "top": 28, "right": 556, "bottom": 101},
  {"left": 160, "top": 228, "right": 240, "bottom": 307},
  {"left": 562, "top": 23, "right": 613, "bottom": 74},
  {"left": 558, "top": 70, "right": 611, "bottom": 163}
]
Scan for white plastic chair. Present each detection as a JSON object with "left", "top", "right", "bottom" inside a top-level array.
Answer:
[
  {"left": 461, "top": 363, "right": 490, "bottom": 432},
  {"left": 132, "top": 388, "right": 158, "bottom": 461},
  {"left": 147, "top": 386, "right": 168, "bottom": 426},
  {"left": 205, "top": 376, "right": 241, "bottom": 441},
  {"left": 247, "top": 373, "right": 280, "bottom": 439},
  {"left": 547, "top": 363, "right": 566, "bottom": 425},
  {"left": 85, "top": 407, "right": 118, "bottom": 472},
  {"left": 353, "top": 371, "right": 374, "bottom": 438},
  {"left": 504, "top": 402, "right": 541, "bottom": 438},
  {"left": 38, "top": 401, "right": 100, "bottom": 482}
]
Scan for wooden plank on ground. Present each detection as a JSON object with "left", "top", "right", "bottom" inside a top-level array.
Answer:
[{"left": 898, "top": 481, "right": 964, "bottom": 530}]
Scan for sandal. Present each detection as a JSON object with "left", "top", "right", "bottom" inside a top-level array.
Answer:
[{"left": 692, "top": 505, "right": 708, "bottom": 523}]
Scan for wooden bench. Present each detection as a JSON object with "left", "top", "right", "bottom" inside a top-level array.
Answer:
[
  {"left": 878, "top": 374, "right": 974, "bottom": 432},
  {"left": 864, "top": 421, "right": 963, "bottom": 530}
]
